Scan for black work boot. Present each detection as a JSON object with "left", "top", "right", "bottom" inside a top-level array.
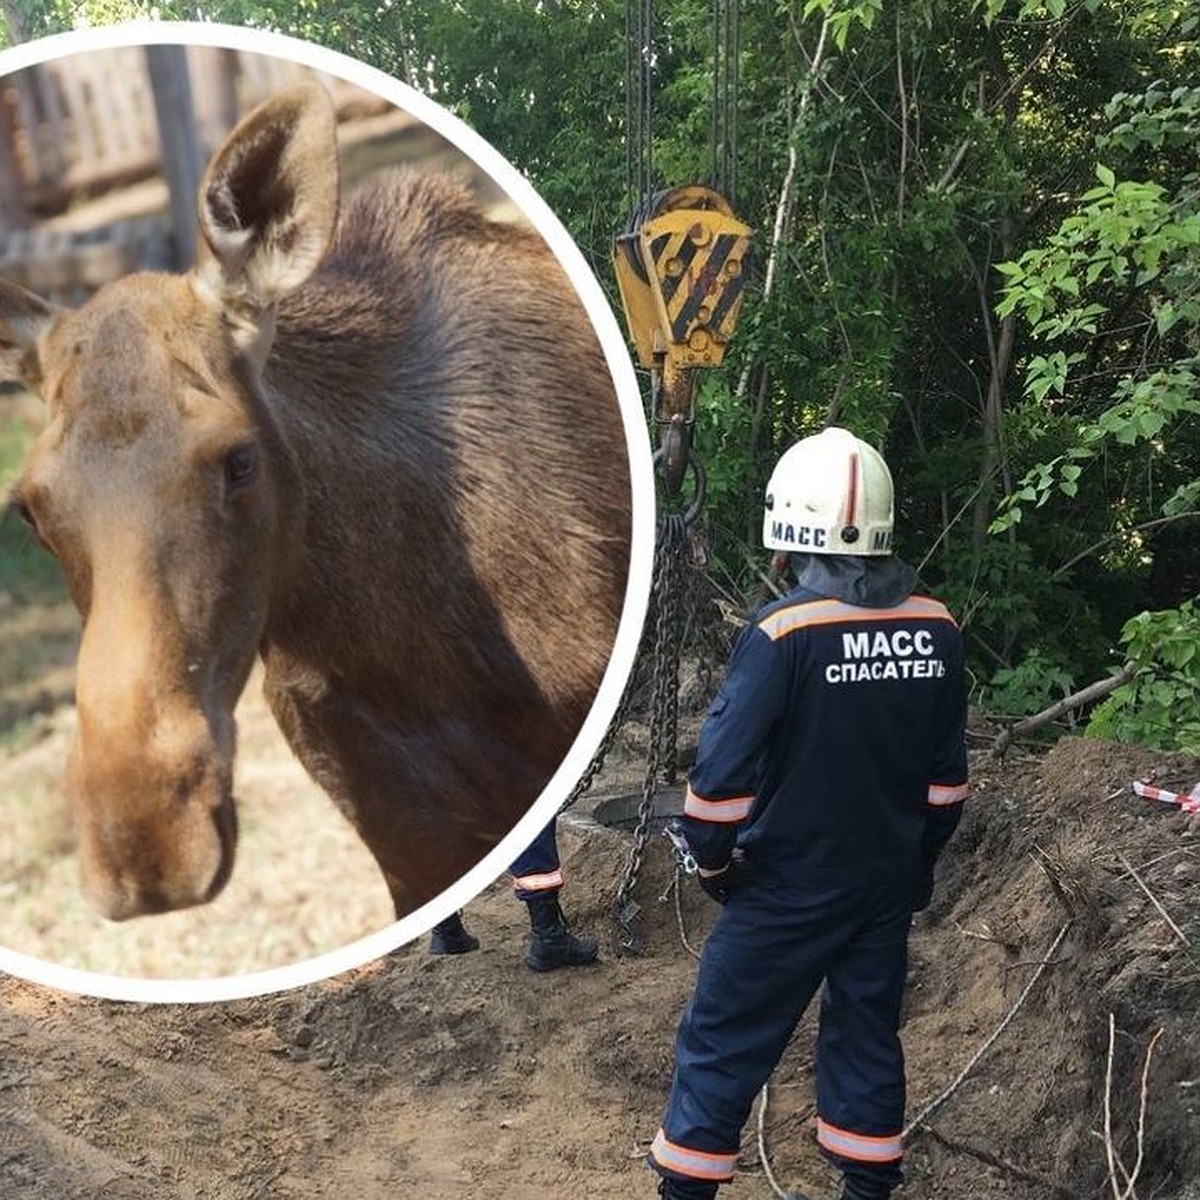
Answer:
[
  {"left": 840, "top": 1176, "right": 895, "bottom": 1200},
  {"left": 662, "top": 1176, "right": 715, "bottom": 1195},
  {"left": 657, "top": 1176, "right": 717, "bottom": 1200},
  {"left": 524, "top": 893, "right": 599, "bottom": 972},
  {"left": 428, "top": 911, "right": 480, "bottom": 955}
]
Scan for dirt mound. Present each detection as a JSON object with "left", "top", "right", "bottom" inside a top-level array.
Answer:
[
  {"left": 2, "top": 735, "right": 1198, "bottom": 1200},
  {"left": 904, "top": 737, "right": 1200, "bottom": 1200}
]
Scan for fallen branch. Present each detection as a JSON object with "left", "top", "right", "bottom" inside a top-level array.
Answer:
[
  {"left": 904, "top": 922, "right": 1072, "bottom": 1135},
  {"left": 991, "top": 663, "right": 1136, "bottom": 758},
  {"left": 916, "top": 1124, "right": 1084, "bottom": 1200},
  {"left": 1116, "top": 853, "right": 1190, "bottom": 948},
  {"left": 1103, "top": 1016, "right": 1163, "bottom": 1200}
]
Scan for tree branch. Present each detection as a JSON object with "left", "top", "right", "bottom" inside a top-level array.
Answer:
[
  {"left": 895, "top": 5, "right": 909, "bottom": 225},
  {"left": 1117, "top": 854, "right": 1190, "bottom": 948},
  {"left": 1050, "top": 513, "right": 1200, "bottom": 581},
  {"left": 991, "top": 663, "right": 1136, "bottom": 758},
  {"left": 736, "top": 16, "right": 830, "bottom": 405},
  {"left": 915, "top": 1124, "right": 1083, "bottom": 1200},
  {"left": 1105, "top": 1016, "right": 1164, "bottom": 1200},
  {"left": 933, "top": 5, "right": 1084, "bottom": 195}
]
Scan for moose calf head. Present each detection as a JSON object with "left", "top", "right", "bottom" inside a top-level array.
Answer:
[{"left": 0, "top": 85, "right": 339, "bottom": 919}]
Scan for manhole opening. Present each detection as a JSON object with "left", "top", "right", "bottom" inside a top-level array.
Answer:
[{"left": 591, "top": 788, "right": 685, "bottom": 833}]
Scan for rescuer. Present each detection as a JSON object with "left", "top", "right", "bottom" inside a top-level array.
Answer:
[
  {"left": 429, "top": 817, "right": 599, "bottom": 971},
  {"left": 648, "top": 427, "right": 969, "bottom": 1200}
]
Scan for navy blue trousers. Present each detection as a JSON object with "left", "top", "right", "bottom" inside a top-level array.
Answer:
[
  {"left": 650, "top": 868, "right": 912, "bottom": 1195},
  {"left": 509, "top": 819, "right": 562, "bottom": 900}
]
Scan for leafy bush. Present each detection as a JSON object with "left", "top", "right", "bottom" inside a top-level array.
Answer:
[
  {"left": 1088, "top": 601, "right": 1200, "bottom": 753},
  {"left": 984, "top": 649, "right": 1076, "bottom": 720}
]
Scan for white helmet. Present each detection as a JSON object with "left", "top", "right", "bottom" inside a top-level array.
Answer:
[{"left": 762, "top": 427, "right": 894, "bottom": 556}]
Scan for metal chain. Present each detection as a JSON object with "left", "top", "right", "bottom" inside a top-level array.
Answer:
[
  {"left": 613, "top": 511, "right": 691, "bottom": 951},
  {"left": 559, "top": 673, "right": 635, "bottom": 812},
  {"left": 653, "top": 520, "right": 684, "bottom": 788},
  {"left": 708, "top": 0, "right": 740, "bottom": 205}
]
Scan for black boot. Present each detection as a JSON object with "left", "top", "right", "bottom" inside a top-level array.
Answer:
[
  {"left": 524, "top": 893, "right": 599, "bottom": 971},
  {"left": 657, "top": 1176, "right": 717, "bottom": 1200},
  {"left": 840, "top": 1177, "right": 894, "bottom": 1200},
  {"left": 428, "top": 911, "right": 479, "bottom": 955}
]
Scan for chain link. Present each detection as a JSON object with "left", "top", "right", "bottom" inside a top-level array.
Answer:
[
  {"left": 613, "top": 510, "right": 691, "bottom": 951},
  {"left": 559, "top": 679, "right": 632, "bottom": 812}
]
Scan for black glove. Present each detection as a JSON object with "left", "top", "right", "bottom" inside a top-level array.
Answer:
[{"left": 697, "top": 855, "right": 756, "bottom": 905}]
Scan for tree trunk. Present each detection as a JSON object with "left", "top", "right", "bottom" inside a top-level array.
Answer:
[
  {"left": 1, "top": 0, "right": 28, "bottom": 44},
  {"left": 971, "top": 304, "right": 1017, "bottom": 555}
]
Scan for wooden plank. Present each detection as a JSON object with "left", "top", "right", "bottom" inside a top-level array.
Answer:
[
  {"left": 145, "top": 45, "right": 201, "bottom": 269},
  {"left": 187, "top": 45, "right": 238, "bottom": 156},
  {"left": 0, "top": 82, "right": 29, "bottom": 234}
]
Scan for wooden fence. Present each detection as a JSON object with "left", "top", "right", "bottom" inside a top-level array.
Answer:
[
  {"left": 1, "top": 46, "right": 387, "bottom": 216},
  {"left": 0, "top": 47, "right": 394, "bottom": 302}
]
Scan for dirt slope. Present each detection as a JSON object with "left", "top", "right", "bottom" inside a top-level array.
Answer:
[{"left": 2, "top": 735, "right": 1199, "bottom": 1200}]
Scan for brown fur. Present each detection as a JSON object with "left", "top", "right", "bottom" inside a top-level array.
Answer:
[{"left": 0, "top": 85, "right": 631, "bottom": 920}]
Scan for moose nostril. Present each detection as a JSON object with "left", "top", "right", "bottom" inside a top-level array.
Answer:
[
  {"left": 172, "top": 756, "right": 210, "bottom": 805},
  {"left": 203, "top": 799, "right": 238, "bottom": 903}
]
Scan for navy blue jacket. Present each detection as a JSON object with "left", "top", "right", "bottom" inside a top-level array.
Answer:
[{"left": 683, "top": 556, "right": 968, "bottom": 880}]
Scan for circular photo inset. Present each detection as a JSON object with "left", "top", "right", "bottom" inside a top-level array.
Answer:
[{"left": 0, "top": 23, "right": 652, "bottom": 1000}]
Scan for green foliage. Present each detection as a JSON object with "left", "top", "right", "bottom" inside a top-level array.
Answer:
[
  {"left": 0, "top": 411, "right": 66, "bottom": 602},
  {"left": 3, "top": 0, "right": 1200, "bottom": 752},
  {"left": 984, "top": 71, "right": 1200, "bottom": 732},
  {"left": 1102, "top": 83, "right": 1200, "bottom": 154},
  {"left": 973, "top": 0, "right": 1081, "bottom": 24},
  {"left": 995, "top": 173, "right": 1200, "bottom": 330},
  {"left": 1088, "top": 602, "right": 1200, "bottom": 753},
  {"left": 801, "top": 0, "right": 884, "bottom": 51},
  {"left": 984, "top": 648, "right": 1076, "bottom": 719},
  {"left": 692, "top": 374, "right": 757, "bottom": 544}
]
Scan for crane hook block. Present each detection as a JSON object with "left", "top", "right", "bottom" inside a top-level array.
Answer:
[{"left": 613, "top": 184, "right": 752, "bottom": 374}]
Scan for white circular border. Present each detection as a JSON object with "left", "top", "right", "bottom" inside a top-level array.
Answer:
[{"left": 0, "top": 20, "right": 655, "bottom": 1004}]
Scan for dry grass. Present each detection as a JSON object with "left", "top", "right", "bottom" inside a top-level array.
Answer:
[{"left": 0, "top": 674, "right": 396, "bottom": 980}]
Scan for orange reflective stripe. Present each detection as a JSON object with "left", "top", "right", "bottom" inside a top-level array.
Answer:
[
  {"left": 758, "top": 595, "right": 955, "bottom": 642},
  {"left": 511, "top": 869, "right": 563, "bottom": 892},
  {"left": 928, "top": 782, "right": 969, "bottom": 807},
  {"left": 649, "top": 1130, "right": 737, "bottom": 1181},
  {"left": 816, "top": 1118, "right": 903, "bottom": 1163},
  {"left": 683, "top": 784, "right": 754, "bottom": 824}
]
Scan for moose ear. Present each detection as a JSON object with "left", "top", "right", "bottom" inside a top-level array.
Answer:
[
  {"left": 0, "top": 279, "right": 61, "bottom": 388},
  {"left": 193, "top": 83, "right": 339, "bottom": 315}
]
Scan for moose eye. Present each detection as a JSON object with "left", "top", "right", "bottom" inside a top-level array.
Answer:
[
  {"left": 11, "top": 495, "right": 35, "bottom": 529},
  {"left": 8, "top": 491, "right": 52, "bottom": 553},
  {"left": 223, "top": 443, "right": 260, "bottom": 490},
  {"left": 9, "top": 491, "right": 39, "bottom": 535}
]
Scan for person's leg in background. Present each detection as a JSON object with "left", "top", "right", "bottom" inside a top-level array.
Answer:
[{"left": 511, "top": 818, "right": 599, "bottom": 971}]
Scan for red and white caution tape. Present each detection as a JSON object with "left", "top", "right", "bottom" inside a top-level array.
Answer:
[{"left": 1131, "top": 780, "right": 1200, "bottom": 813}]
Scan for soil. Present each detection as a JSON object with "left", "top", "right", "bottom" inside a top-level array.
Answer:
[{"left": 2, "top": 731, "right": 1200, "bottom": 1200}]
